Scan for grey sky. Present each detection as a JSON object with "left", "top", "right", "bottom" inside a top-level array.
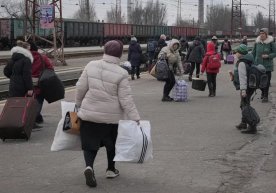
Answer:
[{"left": 0, "top": 0, "right": 270, "bottom": 25}]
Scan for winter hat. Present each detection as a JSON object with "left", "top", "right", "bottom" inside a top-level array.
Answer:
[
  {"left": 211, "top": 36, "right": 218, "bottom": 40},
  {"left": 131, "top": 36, "right": 137, "bottom": 42},
  {"left": 104, "top": 40, "right": 124, "bottom": 58},
  {"left": 260, "top": 28, "right": 268, "bottom": 35},
  {"left": 29, "top": 41, "right": 38, "bottom": 51},
  {"left": 235, "top": 44, "right": 248, "bottom": 55},
  {"left": 160, "top": 34, "right": 166, "bottom": 40}
]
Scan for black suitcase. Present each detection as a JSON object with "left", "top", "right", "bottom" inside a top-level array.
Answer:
[
  {"left": 192, "top": 78, "right": 207, "bottom": 91},
  {"left": 0, "top": 97, "right": 38, "bottom": 141}
]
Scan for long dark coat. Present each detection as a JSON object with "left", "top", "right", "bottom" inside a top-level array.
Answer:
[
  {"left": 128, "top": 41, "right": 142, "bottom": 67},
  {"left": 4, "top": 46, "right": 33, "bottom": 97}
]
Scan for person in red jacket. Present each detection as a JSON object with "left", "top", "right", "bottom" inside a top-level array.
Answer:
[
  {"left": 201, "top": 42, "right": 221, "bottom": 97},
  {"left": 29, "top": 42, "right": 54, "bottom": 124}
]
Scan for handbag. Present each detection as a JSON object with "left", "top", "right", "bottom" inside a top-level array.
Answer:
[
  {"left": 63, "top": 111, "right": 80, "bottom": 135},
  {"left": 38, "top": 55, "right": 65, "bottom": 103},
  {"left": 149, "top": 64, "right": 157, "bottom": 78}
]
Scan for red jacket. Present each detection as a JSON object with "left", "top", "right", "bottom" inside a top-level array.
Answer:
[
  {"left": 201, "top": 42, "right": 221, "bottom": 74},
  {"left": 31, "top": 51, "right": 54, "bottom": 94}
]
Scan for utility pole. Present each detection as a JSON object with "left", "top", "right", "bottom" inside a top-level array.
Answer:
[
  {"left": 177, "top": 0, "right": 181, "bottom": 25},
  {"left": 25, "top": 0, "right": 65, "bottom": 65},
  {"left": 85, "top": 0, "right": 90, "bottom": 21},
  {"left": 231, "top": 0, "right": 242, "bottom": 40},
  {"left": 127, "top": 0, "right": 132, "bottom": 24},
  {"left": 269, "top": 0, "right": 275, "bottom": 35},
  {"left": 198, "top": 0, "right": 204, "bottom": 26},
  {"left": 115, "top": 0, "right": 121, "bottom": 23}
]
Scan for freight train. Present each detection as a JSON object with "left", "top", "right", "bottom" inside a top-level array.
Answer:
[{"left": 0, "top": 18, "right": 256, "bottom": 49}]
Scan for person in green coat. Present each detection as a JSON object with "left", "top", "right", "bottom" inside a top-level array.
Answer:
[{"left": 251, "top": 28, "right": 276, "bottom": 102}]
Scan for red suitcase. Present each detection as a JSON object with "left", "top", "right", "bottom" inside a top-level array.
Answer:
[{"left": 0, "top": 97, "right": 38, "bottom": 141}]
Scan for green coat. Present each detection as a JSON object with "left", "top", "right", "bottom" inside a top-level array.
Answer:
[{"left": 252, "top": 35, "right": 276, "bottom": 71}]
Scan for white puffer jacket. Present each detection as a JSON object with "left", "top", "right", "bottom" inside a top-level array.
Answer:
[{"left": 75, "top": 54, "right": 140, "bottom": 124}]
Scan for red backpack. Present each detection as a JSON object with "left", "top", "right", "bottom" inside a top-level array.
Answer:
[{"left": 208, "top": 53, "right": 221, "bottom": 70}]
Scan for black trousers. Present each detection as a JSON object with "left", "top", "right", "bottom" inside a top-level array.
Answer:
[
  {"left": 206, "top": 73, "right": 217, "bottom": 93},
  {"left": 83, "top": 149, "right": 115, "bottom": 170},
  {"left": 261, "top": 71, "right": 272, "bottom": 98},
  {"left": 189, "top": 62, "right": 200, "bottom": 76},
  {"left": 163, "top": 70, "right": 176, "bottom": 97},
  {"left": 131, "top": 66, "right": 140, "bottom": 77},
  {"left": 240, "top": 88, "right": 255, "bottom": 123}
]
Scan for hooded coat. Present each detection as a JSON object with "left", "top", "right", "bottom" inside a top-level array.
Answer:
[
  {"left": 251, "top": 35, "right": 276, "bottom": 71},
  {"left": 4, "top": 46, "right": 34, "bottom": 97},
  {"left": 201, "top": 42, "right": 221, "bottom": 74},
  {"left": 128, "top": 40, "right": 142, "bottom": 67},
  {"left": 158, "top": 39, "right": 184, "bottom": 73}
]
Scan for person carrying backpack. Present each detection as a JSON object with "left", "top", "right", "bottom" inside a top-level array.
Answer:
[
  {"left": 231, "top": 44, "right": 259, "bottom": 134},
  {"left": 158, "top": 39, "right": 184, "bottom": 101},
  {"left": 154, "top": 34, "right": 167, "bottom": 60},
  {"left": 201, "top": 42, "right": 221, "bottom": 97},
  {"left": 251, "top": 28, "right": 276, "bottom": 102},
  {"left": 147, "top": 38, "right": 157, "bottom": 64},
  {"left": 220, "top": 37, "right": 232, "bottom": 63}
]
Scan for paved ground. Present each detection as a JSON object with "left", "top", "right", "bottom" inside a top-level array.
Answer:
[{"left": 0, "top": 58, "right": 275, "bottom": 193}]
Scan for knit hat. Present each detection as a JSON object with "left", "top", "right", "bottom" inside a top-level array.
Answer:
[
  {"left": 260, "top": 28, "right": 268, "bottom": 35},
  {"left": 235, "top": 44, "right": 248, "bottom": 55},
  {"left": 131, "top": 37, "right": 137, "bottom": 42},
  {"left": 160, "top": 34, "right": 166, "bottom": 40},
  {"left": 211, "top": 36, "right": 218, "bottom": 40},
  {"left": 104, "top": 40, "right": 123, "bottom": 58}
]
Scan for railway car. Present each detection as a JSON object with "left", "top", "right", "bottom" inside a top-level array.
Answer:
[{"left": 104, "top": 23, "right": 132, "bottom": 44}]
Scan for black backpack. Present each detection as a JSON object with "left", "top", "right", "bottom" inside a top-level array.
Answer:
[
  {"left": 242, "top": 105, "right": 260, "bottom": 126},
  {"left": 234, "top": 59, "right": 268, "bottom": 90}
]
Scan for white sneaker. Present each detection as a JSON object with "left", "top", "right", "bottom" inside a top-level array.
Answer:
[
  {"left": 106, "top": 168, "right": 119, "bottom": 178},
  {"left": 84, "top": 166, "right": 97, "bottom": 187}
]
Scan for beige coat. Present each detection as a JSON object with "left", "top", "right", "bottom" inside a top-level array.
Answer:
[
  {"left": 158, "top": 39, "right": 184, "bottom": 73},
  {"left": 75, "top": 54, "right": 140, "bottom": 124}
]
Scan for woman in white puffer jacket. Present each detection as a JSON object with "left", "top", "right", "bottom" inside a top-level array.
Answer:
[{"left": 75, "top": 40, "right": 140, "bottom": 187}]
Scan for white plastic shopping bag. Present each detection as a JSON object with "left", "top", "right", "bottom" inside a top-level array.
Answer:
[
  {"left": 50, "top": 101, "right": 81, "bottom": 151},
  {"left": 114, "top": 120, "right": 153, "bottom": 163}
]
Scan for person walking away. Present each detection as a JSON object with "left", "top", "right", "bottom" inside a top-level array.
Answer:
[
  {"left": 154, "top": 34, "right": 167, "bottom": 59},
  {"left": 75, "top": 40, "right": 140, "bottom": 187},
  {"left": 211, "top": 36, "right": 219, "bottom": 52},
  {"left": 231, "top": 44, "right": 258, "bottom": 134},
  {"left": 220, "top": 37, "right": 232, "bottom": 64},
  {"left": 29, "top": 42, "right": 54, "bottom": 124},
  {"left": 251, "top": 28, "right": 276, "bottom": 102},
  {"left": 201, "top": 42, "right": 221, "bottom": 97},
  {"left": 186, "top": 36, "right": 205, "bottom": 81},
  {"left": 158, "top": 39, "right": 184, "bottom": 101},
  {"left": 4, "top": 40, "right": 33, "bottom": 98},
  {"left": 241, "top": 36, "right": 248, "bottom": 46},
  {"left": 179, "top": 37, "right": 189, "bottom": 61},
  {"left": 128, "top": 36, "right": 142, "bottom": 80},
  {"left": 147, "top": 38, "right": 157, "bottom": 64}
]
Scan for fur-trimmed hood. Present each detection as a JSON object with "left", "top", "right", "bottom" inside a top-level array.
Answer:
[
  {"left": 256, "top": 35, "right": 274, "bottom": 44},
  {"left": 168, "top": 39, "right": 180, "bottom": 51},
  {"left": 11, "top": 46, "right": 34, "bottom": 63}
]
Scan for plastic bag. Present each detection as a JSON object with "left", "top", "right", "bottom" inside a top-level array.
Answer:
[
  {"left": 50, "top": 101, "right": 81, "bottom": 151},
  {"left": 114, "top": 120, "right": 153, "bottom": 163}
]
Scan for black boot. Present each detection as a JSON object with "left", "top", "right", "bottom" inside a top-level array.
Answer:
[
  {"left": 131, "top": 75, "right": 135, "bottom": 80},
  {"left": 188, "top": 75, "right": 192, "bottom": 81},
  {"left": 241, "top": 125, "right": 257, "bottom": 134},
  {"left": 236, "top": 122, "right": 247, "bottom": 130},
  {"left": 162, "top": 96, "right": 173, "bottom": 102}
]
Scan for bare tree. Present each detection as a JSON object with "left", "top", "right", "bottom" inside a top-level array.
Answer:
[
  {"left": 73, "top": 0, "right": 97, "bottom": 21},
  {"left": 0, "top": 0, "right": 25, "bottom": 18},
  {"left": 254, "top": 11, "right": 269, "bottom": 29},
  {"left": 143, "top": 0, "right": 167, "bottom": 25},
  {"left": 129, "top": 1, "right": 143, "bottom": 25},
  {"left": 106, "top": 6, "right": 125, "bottom": 23}
]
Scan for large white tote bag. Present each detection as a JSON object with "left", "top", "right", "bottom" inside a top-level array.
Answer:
[{"left": 114, "top": 120, "right": 153, "bottom": 163}]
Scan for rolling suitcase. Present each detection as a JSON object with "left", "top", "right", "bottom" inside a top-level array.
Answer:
[
  {"left": 226, "top": 55, "right": 235, "bottom": 64},
  {"left": 0, "top": 97, "right": 38, "bottom": 141}
]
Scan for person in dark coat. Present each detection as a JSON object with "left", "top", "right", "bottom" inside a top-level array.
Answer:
[
  {"left": 220, "top": 37, "right": 232, "bottom": 63},
  {"left": 4, "top": 41, "right": 33, "bottom": 97},
  {"left": 179, "top": 37, "right": 189, "bottom": 61},
  {"left": 186, "top": 36, "right": 205, "bottom": 81},
  {"left": 29, "top": 42, "right": 54, "bottom": 124},
  {"left": 154, "top": 34, "right": 167, "bottom": 59},
  {"left": 128, "top": 36, "right": 142, "bottom": 80}
]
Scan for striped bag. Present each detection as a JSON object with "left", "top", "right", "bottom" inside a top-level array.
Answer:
[
  {"left": 114, "top": 120, "right": 153, "bottom": 163},
  {"left": 173, "top": 79, "right": 188, "bottom": 102}
]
